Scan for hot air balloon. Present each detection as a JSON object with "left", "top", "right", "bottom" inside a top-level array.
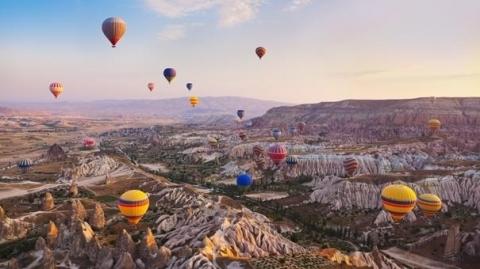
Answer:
[
  {"left": 343, "top": 157, "right": 359, "bottom": 177},
  {"left": 255, "top": 47, "right": 266, "bottom": 59},
  {"left": 237, "top": 110, "right": 245, "bottom": 120},
  {"left": 17, "top": 159, "right": 32, "bottom": 173},
  {"left": 208, "top": 137, "right": 218, "bottom": 148},
  {"left": 83, "top": 137, "right": 96, "bottom": 150},
  {"left": 428, "top": 119, "right": 441, "bottom": 133},
  {"left": 117, "top": 190, "right": 149, "bottom": 225},
  {"left": 288, "top": 126, "right": 298, "bottom": 136},
  {"left": 147, "top": 83, "right": 155, "bottom": 92},
  {"left": 381, "top": 184, "right": 417, "bottom": 222},
  {"left": 238, "top": 132, "right": 247, "bottom": 141},
  {"left": 272, "top": 128, "right": 282, "bottom": 141},
  {"left": 236, "top": 172, "right": 253, "bottom": 188},
  {"left": 49, "top": 82, "right": 64, "bottom": 99},
  {"left": 163, "top": 68, "right": 176, "bottom": 83},
  {"left": 186, "top": 83, "right": 193, "bottom": 91},
  {"left": 268, "top": 144, "right": 287, "bottom": 166},
  {"left": 255, "top": 158, "right": 266, "bottom": 170},
  {"left": 297, "top": 122, "right": 306, "bottom": 133},
  {"left": 102, "top": 17, "right": 127, "bottom": 48},
  {"left": 417, "top": 193, "right": 442, "bottom": 217},
  {"left": 189, "top": 96, "right": 199, "bottom": 107},
  {"left": 286, "top": 155, "right": 298, "bottom": 166},
  {"left": 245, "top": 121, "right": 253, "bottom": 128},
  {"left": 253, "top": 145, "right": 265, "bottom": 157}
]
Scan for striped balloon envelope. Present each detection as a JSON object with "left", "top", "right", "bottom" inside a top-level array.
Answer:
[
  {"left": 189, "top": 96, "right": 199, "bottom": 107},
  {"left": 268, "top": 144, "right": 287, "bottom": 166},
  {"left": 49, "top": 82, "right": 64, "bottom": 99},
  {"left": 417, "top": 193, "right": 442, "bottom": 217},
  {"left": 118, "top": 190, "right": 149, "bottom": 225},
  {"left": 255, "top": 47, "right": 266, "bottom": 59},
  {"left": 381, "top": 184, "right": 417, "bottom": 222},
  {"left": 102, "top": 17, "right": 127, "bottom": 48},
  {"left": 83, "top": 137, "right": 96, "bottom": 150},
  {"left": 428, "top": 119, "right": 441, "bottom": 132},
  {"left": 253, "top": 145, "right": 265, "bottom": 157},
  {"left": 147, "top": 82, "right": 155, "bottom": 92},
  {"left": 343, "top": 157, "right": 359, "bottom": 177},
  {"left": 17, "top": 159, "right": 33, "bottom": 173},
  {"left": 286, "top": 155, "right": 298, "bottom": 166}
]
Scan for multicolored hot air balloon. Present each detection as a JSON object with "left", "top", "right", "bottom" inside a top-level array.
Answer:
[
  {"left": 186, "top": 83, "right": 193, "bottom": 91},
  {"left": 163, "top": 68, "right": 176, "bottom": 83},
  {"left": 102, "top": 17, "right": 126, "bottom": 48},
  {"left": 255, "top": 47, "right": 266, "bottom": 59},
  {"left": 49, "top": 82, "right": 64, "bottom": 99},
  {"left": 428, "top": 119, "right": 441, "bottom": 132},
  {"left": 381, "top": 184, "right": 417, "bottom": 222},
  {"left": 253, "top": 145, "right": 265, "bottom": 157},
  {"left": 17, "top": 159, "right": 32, "bottom": 173},
  {"left": 237, "top": 110, "right": 245, "bottom": 120},
  {"left": 272, "top": 128, "right": 282, "bottom": 141},
  {"left": 343, "top": 157, "right": 359, "bottom": 177},
  {"left": 117, "top": 190, "right": 149, "bottom": 225},
  {"left": 236, "top": 172, "right": 253, "bottom": 188},
  {"left": 189, "top": 96, "right": 199, "bottom": 107},
  {"left": 297, "top": 122, "right": 306, "bottom": 133},
  {"left": 83, "top": 137, "right": 96, "bottom": 150},
  {"left": 417, "top": 193, "right": 442, "bottom": 217},
  {"left": 147, "top": 82, "right": 155, "bottom": 92},
  {"left": 268, "top": 144, "right": 287, "bottom": 166},
  {"left": 286, "top": 155, "right": 298, "bottom": 166},
  {"left": 238, "top": 131, "right": 247, "bottom": 141}
]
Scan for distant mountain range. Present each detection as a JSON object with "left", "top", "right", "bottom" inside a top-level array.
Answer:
[
  {"left": 0, "top": 97, "right": 290, "bottom": 124},
  {"left": 252, "top": 97, "right": 480, "bottom": 128}
]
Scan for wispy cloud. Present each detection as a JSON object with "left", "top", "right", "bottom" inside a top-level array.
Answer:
[
  {"left": 145, "top": 0, "right": 264, "bottom": 27},
  {"left": 284, "top": 0, "right": 312, "bottom": 11},
  {"left": 329, "top": 69, "right": 389, "bottom": 78},
  {"left": 158, "top": 24, "right": 187, "bottom": 40}
]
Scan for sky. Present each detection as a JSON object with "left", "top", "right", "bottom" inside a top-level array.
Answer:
[{"left": 1, "top": 0, "right": 480, "bottom": 103}]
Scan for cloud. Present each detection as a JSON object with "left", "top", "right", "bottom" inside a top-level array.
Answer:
[
  {"left": 158, "top": 24, "right": 187, "bottom": 40},
  {"left": 329, "top": 69, "right": 389, "bottom": 78},
  {"left": 284, "top": 0, "right": 312, "bottom": 11},
  {"left": 145, "top": 0, "right": 263, "bottom": 27}
]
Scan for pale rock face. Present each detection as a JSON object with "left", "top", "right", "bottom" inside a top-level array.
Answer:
[
  {"left": 0, "top": 206, "right": 5, "bottom": 220},
  {"left": 113, "top": 252, "right": 136, "bottom": 269},
  {"left": 42, "top": 192, "right": 55, "bottom": 211},
  {"left": 153, "top": 186, "right": 305, "bottom": 266},
  {"left": 115, "top": 229, "right": 136, "bottom": 258},
  {"left": 89, "top": 203, "right": 106, "bottom": 230},
  {"left": 66, "top": 155, "right": 119, "bottom": 179},
  {"left": 0, "top": 216, "right": 32, "bottom": 242},
  {"left": 309, "top": 170, "right": 480, "bottom": 213},
  {"left": 70, "top": 199, "right": 87, "bottom": 221}
]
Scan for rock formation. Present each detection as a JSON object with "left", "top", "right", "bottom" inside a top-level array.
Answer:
[
  {"left": 0, "top": 216, "right": 32, "bottom": 241},
  {"left": 70, "top": 199, "right": 87, "bottom": 221},
  {"left": 88, "top": 202, "right": 105, "bottom": 230},
  {"left": 41, "top": 192, "right": 55, "bottom": 211},
  {"left": 46, "top": 221, "right": 58, "bottom": 248},
  {"left": 444, "top": 224, "right": 461, "bottom": 261},
  {"left": 69, "top": 179, "right": 79, "bottom": 197},
  {"left": 0, "top": 205, "right": 5, "bottom": 220},
  {"left": 47, "top": 143, "right": 67, "bottom": 161}
]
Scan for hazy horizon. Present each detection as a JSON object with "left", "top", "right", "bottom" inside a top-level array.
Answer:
[{"left": 2, "top": 0, "right": 480, "bottom": 103}]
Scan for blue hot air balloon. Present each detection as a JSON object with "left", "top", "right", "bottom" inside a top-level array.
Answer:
[
  {"left": 272, "top": 128, "right": 282, "bottom": 141},
  {"left": 236, "top": 172, "right": 253, "bottom": 187},
  {"left": 186, "top": 83, "right": 193, "bottom": 91},
  {"left": 237, "top": 110, "right": 245, "bottom": 120},
  {"left": 288, "top": 126, "right": 298, "bottom": 136},
  {"left": 163, "top": 68, "right": 176, "bottom": 83},
  {"left": 17, "top": 159, "right": 33, "bottom": 173}
]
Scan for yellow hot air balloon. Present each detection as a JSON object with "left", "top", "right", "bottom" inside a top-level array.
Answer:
[
  {"left": 189, "top": 96, "right": 199, "bottom": 107},
  {"left": 417, "top": 193, "right": 442, "bottom": 217},
  {"left": 117, "top": 190, "right": 149, "bottom": 224},
  {"left": 381, "top": 184, "right": 417, "bottom": 222},
  {"left": 428, "top": 119, "right": 441, "bottom": 132}
]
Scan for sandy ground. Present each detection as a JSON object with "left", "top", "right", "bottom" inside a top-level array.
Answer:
[{"left": 140, "top": 163, "right": 170, "bottom": 173}]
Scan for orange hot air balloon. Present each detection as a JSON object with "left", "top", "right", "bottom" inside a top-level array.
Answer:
[
  {"left": 102, "top": 17, "right": 127, "bottom": 48},
  {"left": 49, "top": 82, "right": 64, "bottom": 99},
  {"left": 255, "top": 47, "right": 266, "bottom": 59},
  {"left": 147, "top": 83, "right": 155, "bottom": 92},
  {"left": 428, "top": 119, "right": 441, "bottom": 132},
  {"left": 189, "top": 96, "right": 199, "bottom": 107}
]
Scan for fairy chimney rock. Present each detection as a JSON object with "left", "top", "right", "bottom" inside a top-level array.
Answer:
[
  {"left": 42, "top": 192, "right": 55, "bottom": 211},
  {"left": 89, "top": 203, "right": 105, "bottom": 230}
]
